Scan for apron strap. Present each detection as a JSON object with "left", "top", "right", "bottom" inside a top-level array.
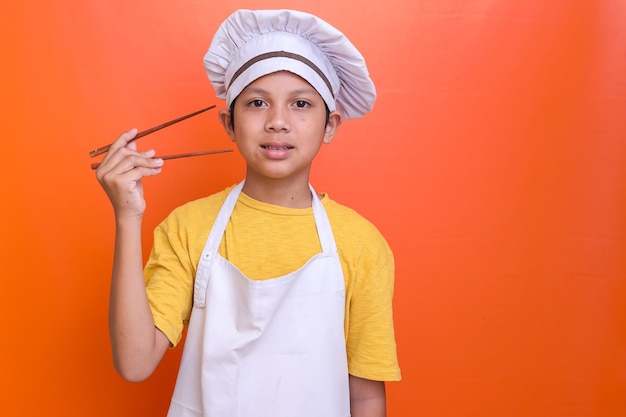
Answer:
[
  {"left": 309, "top": 184, "right": 337, "bottom": 254},
  {"left": 206, "top": 181, "right": 245, "bottom": 255},
  {"left": 194, "top": 181, "right": 244, "bottom": 307}
]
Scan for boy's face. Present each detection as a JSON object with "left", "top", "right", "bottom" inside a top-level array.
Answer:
[{"left": 219, "top": 71, "right": 341, "bottom": 182}]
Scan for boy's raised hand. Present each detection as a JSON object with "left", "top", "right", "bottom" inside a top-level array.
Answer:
[{"left": 95, "top": 128, "right": 164, "bottom": 219}]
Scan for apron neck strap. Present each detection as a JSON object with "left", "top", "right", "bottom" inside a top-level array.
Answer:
[{"left": 309, "top": 183, "right": 337, "bottom": 254}]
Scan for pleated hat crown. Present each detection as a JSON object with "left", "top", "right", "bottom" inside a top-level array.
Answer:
[{"left": 204, "top": 9, "right": 376, "bottom": 120}]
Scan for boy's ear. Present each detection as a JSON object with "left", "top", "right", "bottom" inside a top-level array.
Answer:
[
  {"left": 218, "top": 109, "right": 235, "bottom": 140},
  {"left": 323, "top": 111, "right": 342, "bottom": 144}
]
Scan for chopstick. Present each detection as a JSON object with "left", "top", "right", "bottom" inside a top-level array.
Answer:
[
  {"left": 90, "top": 149, "right": 233, "bottom": 170},
  {"left": 88, "top": 105, "right": 216, "bottom": 158}
]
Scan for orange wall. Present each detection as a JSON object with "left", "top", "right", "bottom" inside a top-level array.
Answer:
[{"left": 1, "top": 1, "right": 625, "bottom": 416}]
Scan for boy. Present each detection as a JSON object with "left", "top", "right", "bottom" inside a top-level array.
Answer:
[{"left": 96, "top": 9, "right": 400, "bottom": 417}]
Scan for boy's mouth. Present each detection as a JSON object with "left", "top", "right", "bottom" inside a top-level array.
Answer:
[{"left": 261, "top": 145, "right": 293, "bottom": 150}]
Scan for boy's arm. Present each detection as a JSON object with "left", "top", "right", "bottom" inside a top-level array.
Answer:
[
  {"left": 96, "top": 129, "right": 169, "bottom": 382},
  {"left": 108, "top": 216, "right": 170, "bottom": 381},
  {"left": 349, "top": 375, "right": 387, "bottom": 417}
]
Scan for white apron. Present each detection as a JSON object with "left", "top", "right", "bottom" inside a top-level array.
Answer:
[{"left": 167, "top": 182, "right": 350, "bottom": 417}]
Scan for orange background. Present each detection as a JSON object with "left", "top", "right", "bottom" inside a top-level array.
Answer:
[{"left": 1, "top": 1, "right": 625, "bottom": 416}]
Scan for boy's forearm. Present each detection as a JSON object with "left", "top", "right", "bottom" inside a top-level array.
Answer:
[
  {"left": 109, "top": 217, "right": 168, "bottom": 382},
  {"left": 349, "top": 375, "right": 387, "bottom": 417}
]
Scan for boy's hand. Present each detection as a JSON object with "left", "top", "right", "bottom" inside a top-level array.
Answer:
[{"left": 95, "top": 129, "right": 163, "bottom": 219}]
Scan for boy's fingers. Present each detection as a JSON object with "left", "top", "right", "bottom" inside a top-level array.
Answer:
[
  {"left": 99, "top": 128, "right": 139, "bottom": 162},
  {"left": 122, "top": 127, "right": 138, "bottom": 140},
  {"left": 126, "top": 133, "right": 138, "bottom": 151},
  {"left": 111, "top": 128, "right": 139, "bottom": 151},
  {"left": 96, "top": 129, "right": 141, "bottom": 172},
  {"left": 96, "top": 149, "right": 160, "bottom": 181}
]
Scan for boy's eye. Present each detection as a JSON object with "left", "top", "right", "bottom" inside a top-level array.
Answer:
[
  {"left": 294, "top": 100, "right": 309, "bottom": 108},
  {"left": 250, "top": 99, "right": 265, "bottom": 107}
]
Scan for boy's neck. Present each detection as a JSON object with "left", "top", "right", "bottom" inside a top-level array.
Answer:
[{"left": 241, "top": 175, "right": 314, "bottom": 208}]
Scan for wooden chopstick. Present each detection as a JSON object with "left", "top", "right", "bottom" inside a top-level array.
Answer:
[
  {"left": 88, "top": 105, "right": 216, "bottom": 158},
  {"left": 90, "top": 149, "right": 233, "bottom": 170}
]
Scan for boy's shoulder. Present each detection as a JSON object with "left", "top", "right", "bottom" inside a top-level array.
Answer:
[
  {"left": 159, "top": 185, "right": 235, "bottom": 231},
  {"left": 323, "top": 195, "right": 376, "bottom": 226},
  {"left": 323, "top": 196, "right": 390, "bottom": 248},
  {"left": 172, "top": 185, "right": 237, "bottom": 215}
]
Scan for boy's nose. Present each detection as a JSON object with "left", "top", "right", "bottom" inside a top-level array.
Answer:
[{"left": 265, "top": 106, "right": 291, "bottom": 132}]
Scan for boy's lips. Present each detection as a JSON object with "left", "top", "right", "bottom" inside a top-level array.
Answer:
[
  {"left": 260, "top": 142, "right": 294, "bottom": 159},
  {"left": 260, "top": 144, "right": 294, "bottom": 150}
]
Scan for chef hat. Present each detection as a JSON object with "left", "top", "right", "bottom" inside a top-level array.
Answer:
[{"left": 204, "top": 9, "right": 376, "bottom": 120}]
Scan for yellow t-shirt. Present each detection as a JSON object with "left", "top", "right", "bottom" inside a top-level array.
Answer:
[{"left": 144, "top": 185, "right": 401, "bottom": 382}]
